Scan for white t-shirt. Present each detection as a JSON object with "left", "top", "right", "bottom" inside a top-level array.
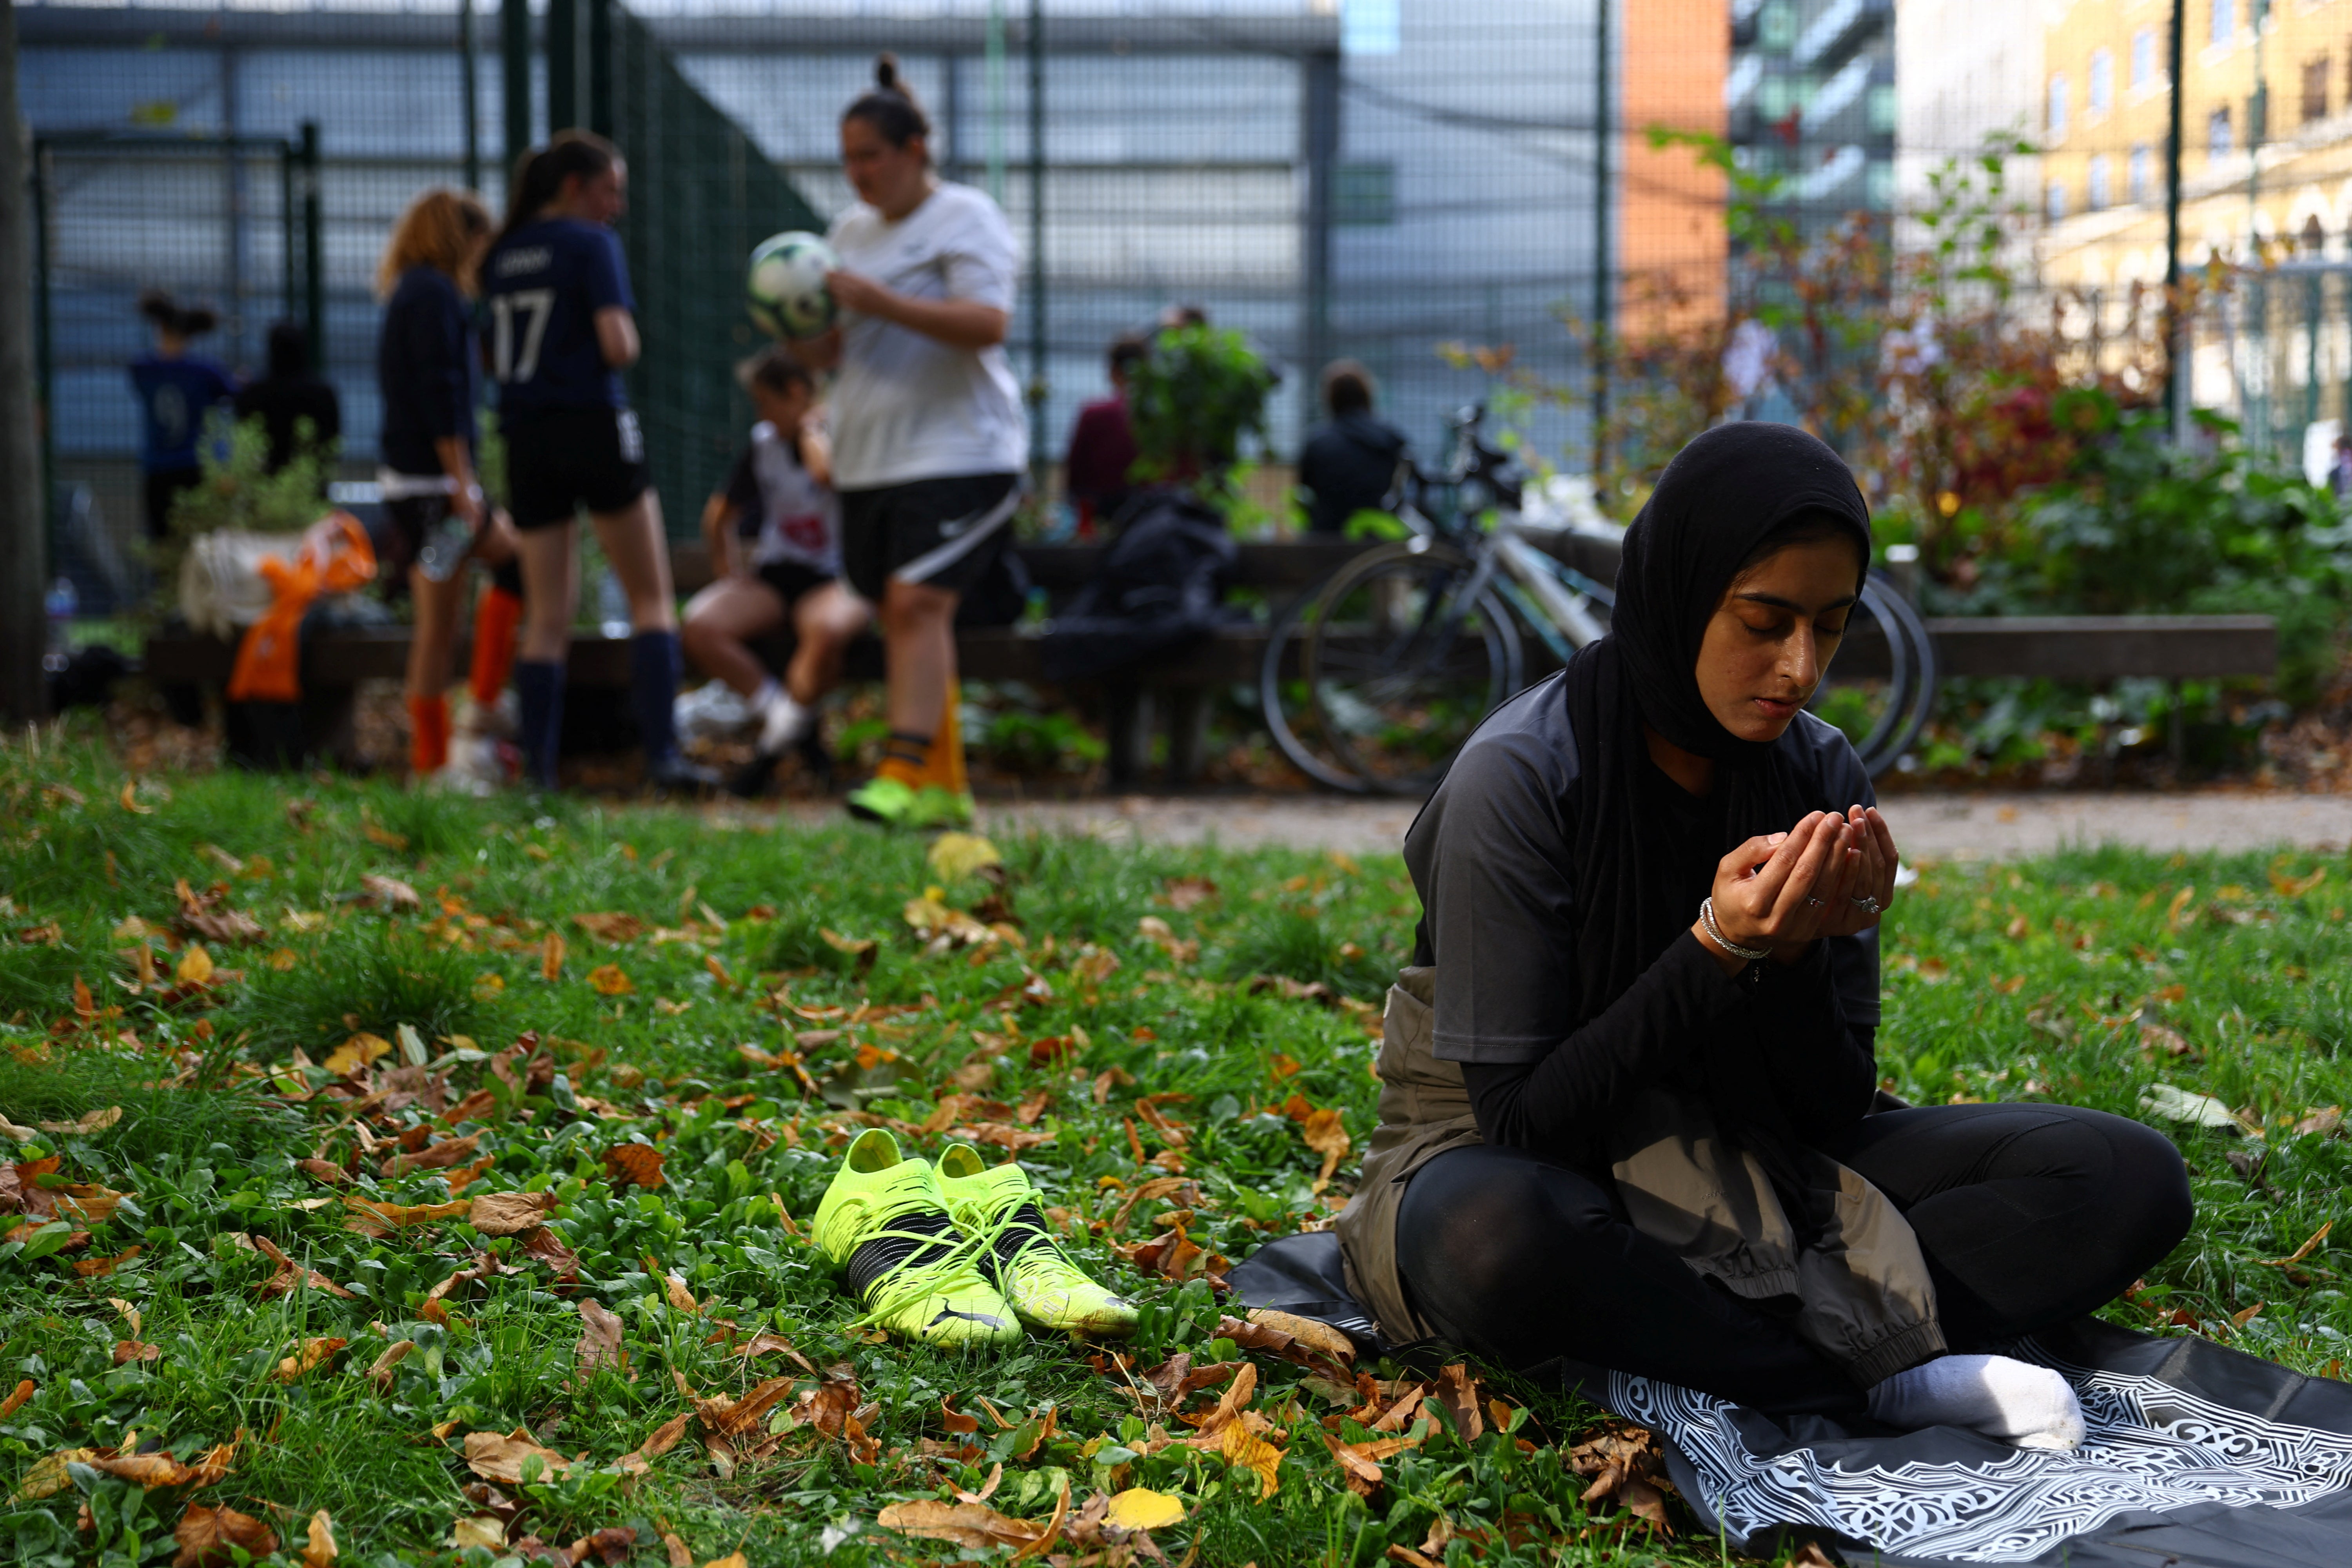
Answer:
[
  {"left": 826, "top": 182, "right": 1028, "bottom": 490},
  {"left": 722, "top": 421, "right": 842, "bottom": 577}
]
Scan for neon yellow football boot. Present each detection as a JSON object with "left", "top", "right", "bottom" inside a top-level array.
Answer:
[
  {"left": 935, "top": 1143, "right": 1138, "bottom": 1338},
  {"left": 812, "top": 1129, "right": 1019, "bottom": 1347}
]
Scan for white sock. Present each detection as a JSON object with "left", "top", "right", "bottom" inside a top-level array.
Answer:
[
  {"left": 1867, "top": 1354, "right": 2085, "bottom": 1451},
  {"left": 757, "top": 689, "right": 811, "bottom": 755},
  {"left": 747, "top": 677, "right": 781, "bottom": 713}
]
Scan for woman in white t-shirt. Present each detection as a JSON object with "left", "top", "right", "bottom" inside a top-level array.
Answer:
[{"left": 793, "top": 55, "right": 1026, "bottom": 829}]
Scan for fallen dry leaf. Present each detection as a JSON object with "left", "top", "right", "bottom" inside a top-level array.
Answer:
[
  {"left": 877, "top": 1499, "right": 1054, "bottom": 1553},
  {"left": 360, "top": 874, "right": 421, "bottom": 912},
  {"left": 366, "top": 1340, "right": 416, "bottom": 1393},
  {"left": 1568, "top": 1419, "right": 1674, "bottom": 1535},
  {"left": 468, "top": 1191, "right": 558, "bottom": 1236},
  {"left": 0, "top": 1379, "right": 31, "bottom": 1416},
  {"left": 15, "top": 1448, "right": 97, "bottom": 1500},
  {"left": 542, "top": 932, "right": 566, "bottom": 981},
  {"left": 463, "top": 1428, "right": 577, "bottom": 1486},
  {"left": 603, "top": 1143, "right": 666, "bottom": 1190},
  {"left": 572, "top": 912, "right": 646, "bottom": 945},
  {"left": 575, "top": 1299, "right": 628, "bottom": 1378},
  {"left": 1104, "top": 1487, "right": 1185, "bottom": 1529},
  {"left": 273, "top": 1336, "right": 348, "bottom": 1381},
  {"left": 381, "top": 1132, "right": 483, "bottom": 1179},
  {"left": 345, "top": 1196, "right": 470, "bottom": 1234},
  {"left": 928, "top": 832, "right": 1005, "bottom": 880},
  {"left": 174, "top": 944, "right": 215, "bottom": 986},
  {"left": 588, "top": 963, "right": 635, "bottom": 996},
  {"left": 36, "top": 1106, "right": 122, "bottom": 1136},
  {"left": 1433, "top": 1364, "right": 1483, "bottom": 1440},
  {"left": 302, "top": 1509, "right": 338, "bottom": 1567},
  {"left": 113, "top": 1340, "right": 162, "bottom": 1365},
  {"left": 174, "top": 1504, "right": 279, "bottom": 1567},
  {"left": 323, "top": 1033, "right": 392, "bottom": 1076},
  {"left": 451, "top": 1516, "right": 506, "bottom": 1550}
]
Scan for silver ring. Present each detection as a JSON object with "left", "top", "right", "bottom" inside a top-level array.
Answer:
[
  {"left": 1805, "top": 897, "right": 1824, "bottom": 908},
  {"left": 1851, "top": 895, "right": 1883, "bottom": 914}
]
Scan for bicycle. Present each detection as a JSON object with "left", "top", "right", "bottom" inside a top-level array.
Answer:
[{"left": 1261, "top": 406, "right": 1936, "bottom": 794}]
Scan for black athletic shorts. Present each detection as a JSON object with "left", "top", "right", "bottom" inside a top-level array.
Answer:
[
  {"left": 838, "top": 472, "right": 1022, "bottom": 603},
  {"left": 504, "top": 406, "right": 649, "bottom": 530},
  {"left": 755, "top": 560, "right": 836, "bottom": 607},
  {"left": 382, "top": 492, "right": 525, "bottom": 597}
]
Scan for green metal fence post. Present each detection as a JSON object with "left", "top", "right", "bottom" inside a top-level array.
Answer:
[
  {"left": 503, "top": 0, "right": 532, "bottom": 171},
  {"left": 300, "top": 122, "right": 323, "bottom": 374},
  {"left": 461, "top": 0, "right": 482, "bottom": 192},
  {"left": 31, "top": 141, "right": 55, "bottom": 579},
  {"left": 588, "top": 0, "right": 613, "bottom": 139},
  {"left": 549, "top": 0, "right": 577, "bottom": 132},
  {"left": 1301, "top": 47, "right": 1339, "bottom": 441},
  {"left": 280, "top": 143, "right": 298, "bottom": 323},
  {"left": 1025, "top": 0, "right": 1045, "bottom": 490},
  {"left": 2306, "top": 271, "right": 2321, "bottom": 437}
]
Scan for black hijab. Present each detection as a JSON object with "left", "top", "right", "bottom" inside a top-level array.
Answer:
[{"left": 1561, "top": 421, "right": 1872, "bottom": 1029}]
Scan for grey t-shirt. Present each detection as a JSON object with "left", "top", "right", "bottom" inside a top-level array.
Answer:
[{"left": 1403, "top": 672, "right": 1881, "bottom": 1066}]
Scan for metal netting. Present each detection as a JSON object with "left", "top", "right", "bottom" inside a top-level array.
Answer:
[{"left": 605, "top": 6, "right": 824, "bottom": 533}]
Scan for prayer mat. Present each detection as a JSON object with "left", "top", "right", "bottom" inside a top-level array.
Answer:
[{"left": 1230, "top": 1232, "right": 2352, "bottom": 1567}]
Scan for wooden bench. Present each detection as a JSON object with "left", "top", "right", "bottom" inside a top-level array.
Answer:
[{"left": 142, "top": 537, "right": 2278, "bottom": 783}]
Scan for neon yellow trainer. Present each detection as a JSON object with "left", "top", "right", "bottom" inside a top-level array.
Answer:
[
  {"left": 845, "top": 775, "right": 918, "bottom": 827},
  {"left": 907, "top": 786, "right": 976, "bottom": 830},
  {"left": 935, "top": 1143, "right": 1138, "bottom": 1338},
  {"left": 813, "top": 1129, "right": 1019, "bottom": 1347}
]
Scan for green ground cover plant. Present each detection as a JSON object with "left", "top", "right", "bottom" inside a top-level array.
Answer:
[{"left": 0, "top": 742, "right": 2348, "bottom": 1566}]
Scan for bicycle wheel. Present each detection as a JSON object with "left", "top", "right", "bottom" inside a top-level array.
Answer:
[
  {"left": 1260, "top": 578, "right": 1370, "bottom": 793},
  {"left": 1808, "top": 572, "right": 1938, "bottom": 778},
  {"left": 1304, "top": 541, "right": 1523, "bottom": 795}
]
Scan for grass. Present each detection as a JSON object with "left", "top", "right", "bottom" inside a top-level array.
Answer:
[{"left": 0, "top": 736, "right": 2349, "bottom": 1568}]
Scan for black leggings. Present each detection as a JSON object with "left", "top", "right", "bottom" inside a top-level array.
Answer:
[{"left": 1394, "top": 1104, "right": 2194, "bottom": 1415}]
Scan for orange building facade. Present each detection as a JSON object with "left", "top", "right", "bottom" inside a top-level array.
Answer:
[{"left": 1619, "top": 0, "right": 1731, "bottom": 335}]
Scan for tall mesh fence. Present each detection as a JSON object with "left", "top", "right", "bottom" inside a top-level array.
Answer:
[{"left": 606, "top": 7, "right": 824, "bottom": 530}]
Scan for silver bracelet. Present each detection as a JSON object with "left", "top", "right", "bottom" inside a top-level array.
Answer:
[{"left": 1700, "top": 897, "right": 1771, "bottom": 962}]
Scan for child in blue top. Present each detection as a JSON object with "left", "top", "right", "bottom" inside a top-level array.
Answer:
[
  {"left": 129, "top": 291, "right": 236, "bottom": 542},
  {"left": 481, "top": 131, "right": 712, "bottom": 793}
]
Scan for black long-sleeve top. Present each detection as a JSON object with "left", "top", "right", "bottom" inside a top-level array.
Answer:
[
  {"left": 1402, "top": 675, "right": 1883, "bottom": 1171},
  {"left": 377, "top": 265, "right": 477, "bottom": 478}
]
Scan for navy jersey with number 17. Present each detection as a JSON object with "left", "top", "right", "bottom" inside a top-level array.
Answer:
[{"left": 481, "top": 217, "right": 635, "bottom": 418}]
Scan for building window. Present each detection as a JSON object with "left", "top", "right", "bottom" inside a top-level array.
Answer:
[
  {"left": 2049, "top": 73, "right": 2069, "bottom": 137},
  {"left": 1333, "top": 161, "right": 1396, "bottom": 226},
  {"left": 2046, "top": 180, "right": 2069, "bottom": 221},
  {"left": 2209, "top": 105, "right": 2234, "bottom": 156},
  {"left": 2306, "top": 56, "right": 2331, "bottom": 123},
  {"left": 2087, "top": 156, "right": 2111, "bottom": 211},
  {"left": 1759, "top": 2, "right": 1795, "bottom": 51},
  {"left": 1867, "top": 159, "right": 1895, "bottom": 210},
  {"left": 2129, "top": 143, "right": 2154, "bottom": 203},
  {"left": 2212, "top": 0, "right": 2234, "bottom": 47},
  {"left": 2132, "top": 28, "right": 2158, "bottom": 88},
  {"left": 1868, "top": 83, "right": 1898, "bottom": 136},
  {"left": 2089, "top": 49, "right": 2114, "bottom": 114}
]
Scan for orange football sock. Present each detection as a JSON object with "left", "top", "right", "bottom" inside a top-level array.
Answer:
[
  {"left": 468, "top": 584, "right": 524, "bottom": 709},
  {"left": 914, "top": 682, "right": 967, "bottom": 795},
  {"left": 407, "top": 693, "right": 450, "bottom": 775},
  {"left": 877, "top": 726, "right": 931, "bottom": 788}
]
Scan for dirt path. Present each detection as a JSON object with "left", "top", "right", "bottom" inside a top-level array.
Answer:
[{"left": 777, "top": 791, "right": 2352, "bottom": 860}]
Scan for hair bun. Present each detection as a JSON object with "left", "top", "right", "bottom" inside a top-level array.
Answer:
[{"left": 875, "top": 53, "right": 900, "bottom": 91}]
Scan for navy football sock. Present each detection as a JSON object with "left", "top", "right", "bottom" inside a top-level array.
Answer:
[
  {"left": 514, "top": 659, "right": 564, "bottom": 789},
  {"left": 630, "top": 630, "right": 683, "bottom": 769}
]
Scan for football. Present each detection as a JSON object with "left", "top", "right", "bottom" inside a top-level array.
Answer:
[{"left": 745, "top": 230, "right": 839, "bottom": 340}]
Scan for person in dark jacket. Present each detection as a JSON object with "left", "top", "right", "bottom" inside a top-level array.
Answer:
[
  {"left": 1297, "top": 360, "right": 1407, "bottom": 535},
  {"left": 1062, "top": 334, "right": 1144, "bottom": 535},
  {"left": 128, "top": 291, "right": 236, "bottom": 541},
  {"left": 233, "top": 321, "right": 341, "bottom": 477},
  {"left": 1337, "top": 422, "right": 2193, "bottom": 1444},
  {"left": 376, "top": 186, "right": 523, "bottom": 784}
]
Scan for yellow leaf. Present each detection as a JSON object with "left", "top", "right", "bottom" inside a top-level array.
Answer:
[
  {"left": 120, "top": 781, "right": 152, "bottom": 815},
  {"left": 450, "top": 1516, "right": 506, "bottom": 1550},
  {"left": 15, "top": 1448, "right": 98, "bottom": 1501},
  {"left": 588, "top": 963, "right": 634, "bottom": 996},
  {"left": 323, "top": 1033, "right": 392, "bottom": 1076},
  {"left": 927, "top": 832, "right": 1004, "bottom": 880},
  {"left": 302, "top": 1509, "right": 338, "bottom": 1567},
  {"left": 1219, "top": 1418, "right": 1283, "bottom": 1496},
  {"left": 701, "top": 1555, "right": 749, "bottom": 1568},
  {"left": 273, "top": 1336, "right": 348, "bottom": 1381},
  {"left": 174, "top": 944, "right": 214, "bottom": 986},
  {"left": 541, "top": 931, "right": 565, "bottom": 981},
  {"left": 1105, "top": 1488, "right": 1186, "bottom": 1529}
]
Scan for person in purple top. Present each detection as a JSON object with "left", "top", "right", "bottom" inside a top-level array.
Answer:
[
  {"left": 129, "top": 291, "right": 236, "bottom": 542},
  {"left": 481, "top": 131, "right": 713, "bottom": 793}
]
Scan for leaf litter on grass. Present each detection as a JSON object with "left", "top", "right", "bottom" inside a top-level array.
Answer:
[{"left": 11, "top": 746, "right": 2352, "bottom": 1562}]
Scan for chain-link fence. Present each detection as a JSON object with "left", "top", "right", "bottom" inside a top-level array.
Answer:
[{"left": 20, "top": 0, "right": 1731, "bottom": 559}]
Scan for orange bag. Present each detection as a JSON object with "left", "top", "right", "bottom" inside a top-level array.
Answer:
[{"left": 227, "top": 512, "right": 378, "bottom": 704}]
